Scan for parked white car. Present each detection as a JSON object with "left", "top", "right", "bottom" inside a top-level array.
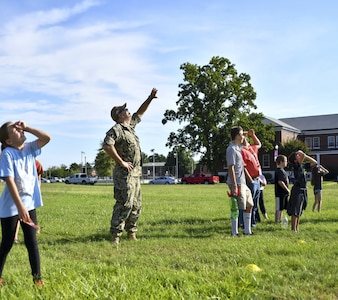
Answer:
[
  {"left": 48, "top": 177, "right": 63, "bottom": 183},
  {"left": 64, "top": 173, "right": 97, "bottom": 185},
  {"left": 149, "top": 176, "right": 176, "bottom": 184}
]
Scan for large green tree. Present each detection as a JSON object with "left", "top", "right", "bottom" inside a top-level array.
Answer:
[
  {"left": 44, "top": 164, "right": 69, "bottom": 178},
  {"left": 69, "top": 163, "right": 81, "bottom": 174},
  {"left": 162, "top": 56, "right": 274, "bottom": 173},
  {"left": 278, "top": 139, "right": 310, "bottom": 159},
  {"left": 165, "top": 147, "right": 195, "bottom": 178},
  {"left": 94, "top": 149, "right": 115, "bottom": 177},
  {"left": 141, "top": 152, "right": 149, "bottom": 164},
  {"left": 148, "top": 153, "right": 166, "bottom": 163}
]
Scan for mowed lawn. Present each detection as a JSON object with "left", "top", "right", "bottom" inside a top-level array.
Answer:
[{"left": 0, "top": 181, "right": 337, "bottom": 299}]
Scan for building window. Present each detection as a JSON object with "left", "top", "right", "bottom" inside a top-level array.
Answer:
[
  {"left": 262, "top": 154, "right": 270, "bottom": 168},
  {"left": 328, "top": 136, "right": 335, "bottom": 148},
  {"left": 305, "top": 137, "right": 312, "bottom": 149},
  {"left": 336, "top": 136, "right": 338, "bottom": 148},
  {"left": 313, "top": 137, "right": 320, "bottom": 149}
]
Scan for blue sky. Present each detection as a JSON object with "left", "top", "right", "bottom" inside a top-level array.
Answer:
[{"left": 1, "top": 0, "right": 338, "bottom": 168}]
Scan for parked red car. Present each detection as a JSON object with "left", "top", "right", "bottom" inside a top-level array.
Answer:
[{"left": 181, "top": 173, "right": 219, "bottom": 184}]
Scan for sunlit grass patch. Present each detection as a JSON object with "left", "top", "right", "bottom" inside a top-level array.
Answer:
[{"left": 0, "top": 182, "right": 337, "bottom": 299}]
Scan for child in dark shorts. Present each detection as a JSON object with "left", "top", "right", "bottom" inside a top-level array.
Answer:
[
  {"left": 311, "top": 165, "right": 329, "bottom": 212},
  {"left": 274, "top": 155, "right": 290, "bottom": 223},
  {"left": 287, "top": 150, "right": 317, "bottom": 232}
]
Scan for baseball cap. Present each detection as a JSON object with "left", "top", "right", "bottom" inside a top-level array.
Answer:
[{"left": 111, "top": 103, "right": 127, "bottom": 122}]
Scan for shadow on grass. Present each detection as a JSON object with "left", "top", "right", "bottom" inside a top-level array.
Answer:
[
  {"left": 145, "top": 217, "right": 227, "bottom": 237},
  {"left": 41, "top": 216, "right": 327, "bottom": 245},
  {"left": 39, "top": 230, "right": 111, "bottom": 245},
  {"left": 39, "top": 218, "right": 230, "bottom": 244},
  {"left": 300, "top": 216, "right": 338, "bottom": 224},
  {"left": 144, "top": 217, "right": 285, "bottom": 238},
  {"left": 147, "top": 217, "right": 225, "bottom": 226}
]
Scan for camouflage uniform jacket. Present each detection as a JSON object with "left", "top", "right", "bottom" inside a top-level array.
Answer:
[{"left": 104, "top": 113, "right": 142, "bottom": 189}]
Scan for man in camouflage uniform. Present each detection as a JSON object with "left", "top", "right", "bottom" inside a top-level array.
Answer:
[{"left": 103, "top": 88, "right": 158, "bottom": 244}]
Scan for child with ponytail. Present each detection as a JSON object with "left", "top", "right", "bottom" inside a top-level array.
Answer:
[{"left": 0, "top": 121, "right": 50, "bottom": 285}]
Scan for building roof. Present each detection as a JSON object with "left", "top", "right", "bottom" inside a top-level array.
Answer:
[
  {"left": 263, "top": 116, "right": 300, "bottom": 133},
  {"left": 280, "top": 114, "right": 338, "bottom": 131}
]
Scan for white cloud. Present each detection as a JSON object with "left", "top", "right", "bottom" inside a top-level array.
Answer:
[
  {"left": 0, "top": 8, "right": 163, "bottom": 127},
  {"left": 3, "top": 0, "right": 101, "bottom": 33}
]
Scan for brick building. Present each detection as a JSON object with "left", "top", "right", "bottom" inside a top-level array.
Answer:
[{"left": 261, "top": 114, "right": 338, "bottom": 180}]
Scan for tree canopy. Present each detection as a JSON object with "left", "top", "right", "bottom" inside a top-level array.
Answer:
[
  {"left": 148, "top": 153, "right": 166, "bottom": 163},
  {"left": 94, "top": 149, "right": 115, "bottom": 177},
  {"left": 278, "top": 139, "right": 310, "bottom": 159},
  {"left": 165, "top": 147, "right": 195, "bottom": 178},
  {"left": 162, "top": 56, "right": 275, "bottom": 173}
]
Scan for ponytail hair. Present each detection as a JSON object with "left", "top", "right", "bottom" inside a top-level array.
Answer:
[
  {"left": 288, "top": 152, "right": 297, "bottom": 168},
  {"left": 0, "top": 122, "right": 12, "bottom": 150}
]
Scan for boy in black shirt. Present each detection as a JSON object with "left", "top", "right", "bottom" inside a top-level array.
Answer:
[{"left": 275, "top": 155, "right": 290, "bottom": 223}]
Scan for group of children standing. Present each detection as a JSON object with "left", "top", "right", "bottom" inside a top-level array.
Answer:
[
  {"left": 227, "top": 125, "right": 329, "bottom": 236},
  {"left": 275, "top": 152, "right": 329, "bottom": 231}
]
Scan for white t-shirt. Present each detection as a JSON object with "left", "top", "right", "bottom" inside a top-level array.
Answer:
[{"left": 0, "top": 141, "right": 42, "bottom": 218}]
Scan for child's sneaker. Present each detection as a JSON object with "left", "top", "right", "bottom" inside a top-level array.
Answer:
[
  {"left": 33, "top": 275, "right": 43, "bottom": 287},
  {"left": 36, "top": 280, "right": 44, "bottom": 287}
]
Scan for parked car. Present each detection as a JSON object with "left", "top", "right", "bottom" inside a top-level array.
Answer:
[
  {"left": 64, "top": 173, "right": 97, "bottom": 185},
  {"left": 48, "top": 177, "right": 63, "bottom": 183},
  {"left": 41, "top": 178, "right": 50, "bottom": 183},
  {"left": 181, "top": 173, "right": 219, "bottom": 184},
  {"left": 149, "top": 176, "right": 176, "bottom": 184}
]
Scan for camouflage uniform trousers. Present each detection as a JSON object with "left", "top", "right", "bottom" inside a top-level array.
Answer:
[{"left": 110, "top": 177, "right": 142, "bottom": 237}]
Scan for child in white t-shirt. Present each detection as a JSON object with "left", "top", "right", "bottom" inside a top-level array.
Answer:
[{"left": 0, "top": 121, "right": 50, "bottom": 286}]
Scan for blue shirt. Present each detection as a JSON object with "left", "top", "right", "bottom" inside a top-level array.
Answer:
[{"left": 0, "top": 141, "right": 42, "bottom": 218}]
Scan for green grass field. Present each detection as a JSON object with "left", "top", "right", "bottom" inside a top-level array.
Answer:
[{"left": 0, "top": 182, "right": 337, "bottom": 299}]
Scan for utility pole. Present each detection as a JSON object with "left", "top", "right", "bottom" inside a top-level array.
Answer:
[
  {"left": 151, "top": 149, "right": 155, "bottom": 180},
  {"left": 175, "top": 147, "right": 179, "bottom": 180},
  {"left": 81, "top": 151, "right": 85, "bottom": 173}
]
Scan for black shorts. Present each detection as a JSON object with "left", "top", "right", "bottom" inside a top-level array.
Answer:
[
  {"left": 275, "top": 194, "right": 288, "bottom": 211},
  {"left": 287, "top": 186, "right": 308, "bottom": 217}
]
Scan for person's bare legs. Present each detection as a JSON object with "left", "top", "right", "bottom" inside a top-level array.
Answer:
[
  {"left": 295, "top": 216, "right": 300, "bottom": 231},
  {"left": 317, "top": 193, "right": 322, "bottom": 212},
  {"left": 312, "top": 201, "right": 316, "bottom": 212},
  {"left": 244, "top": 206, "right": 253, "bottom": 235},
  {"left": 313, "top": 192, "right": 322, "bottom": 212},
  {"left": 291, "top": 215, "right": 299, "bottom": 231},
  {"left": 275, "top": 210, "right": 282, "bottom": 223}
]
